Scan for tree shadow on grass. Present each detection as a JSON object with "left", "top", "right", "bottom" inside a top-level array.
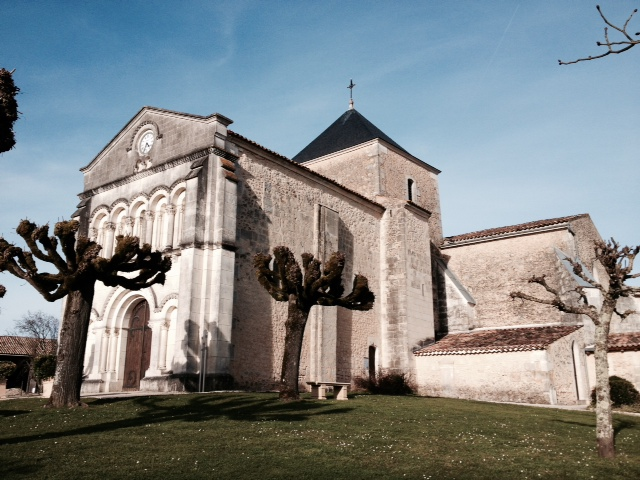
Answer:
[
  {"left": 552, "top": 416, "right": 640, "bottom": 439},
  {"left": 0, "top": 408, "right": 32, "bottom": 417},
  {"left": 1, "top": 393, "right": 353, "bottom": 446}
]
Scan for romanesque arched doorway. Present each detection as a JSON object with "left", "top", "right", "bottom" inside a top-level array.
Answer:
[{"left": 122, "top": 300, "right": 152, "bottom": 390}]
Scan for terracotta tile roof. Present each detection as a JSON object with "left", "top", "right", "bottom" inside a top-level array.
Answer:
[
  {"left": 607, "top": 333, "right": 640, "bottom": 353},
  {"left": 414, "top": 325, "right": 582, "bottom": 356},
  {"left": 0, "top": 336, "right": 57, "bottom": 356},
  {"left": 443, "top": 214, "right": 589, "bottom": 245}
]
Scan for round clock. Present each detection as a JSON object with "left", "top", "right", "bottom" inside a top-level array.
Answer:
[{"left": 138, "top": 131, "right": 155, "bottom": 155}]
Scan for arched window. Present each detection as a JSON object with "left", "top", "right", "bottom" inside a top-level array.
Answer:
[
  {"left": 407, "top": 178, "right": 415, "bottom": 202},
  {"left": 368, "top": 345, "right": 376, "bottom": 380}
]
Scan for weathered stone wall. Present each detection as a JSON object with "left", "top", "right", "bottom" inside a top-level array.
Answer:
[
  {"left": 547, "top": 329, "right": 588, "bottom": 405},
  {"left": 303, "top": 141, "right": 442, "bottom": 243},
  {"left": 415, "top": 328, "right": 585, "bottom": 405},
  {"left": 586, "top": 351, "right": 640, "bottom": 393},
  {"left": 611, "top": 297, "right": 640, "bottom": 334},
  {"left": 379, "top": 149, "right": 442, "bottom": 244},
  {"left": 569, "top": 215, "right": 604, "bottom": 278},
  {"left": 443, "top": 229, "right": 579, "bottom": 328},
  {"left": 415, "top": 350, "right": 556, "bottom": 404},
  {"left": 404, "top": 206, "right": 435, "bottom": 350},
  {"left": 377, "top": 200, "right": 435, "bottom": 374},
  {"left": 230, "top": 140, "right": 384, "bottom": 391}
]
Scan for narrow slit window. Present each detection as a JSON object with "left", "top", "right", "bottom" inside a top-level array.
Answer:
[{"left": 407, "top": 178, "right": 414, "bottom": 201}]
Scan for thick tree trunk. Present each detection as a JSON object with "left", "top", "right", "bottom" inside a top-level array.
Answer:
[
  {"left": 279, "top": 297, "right": 310, "bottom": 400},
  {"left": 48, "top": 286, "right": 94, "bottom": 408},
  {"left": 594, "top": 307, "right": 615, "bottom": 458}
]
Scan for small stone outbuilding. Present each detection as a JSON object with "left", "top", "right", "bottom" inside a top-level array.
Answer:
[{"left": 415, "top": 325, "right": 588, "bottom": 405}]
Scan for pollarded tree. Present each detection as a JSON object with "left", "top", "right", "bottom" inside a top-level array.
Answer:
[
  {"left": 0, "top": 68, "right": 19, "bottom": 153},
  {"left": 0, "top": 219, "right": 171, "bottom": 407},
  {"left": 0, "top": 67, "right": 19, "bottom": 300},
  {"left": 511, "top": 239, "right": 639, "bottom": 459},
  {"left": 254, "top": 246, "right": 375, "bottom": 400},
  {"left": 559, "top": 5, "right": 640, "bottom": 65}
]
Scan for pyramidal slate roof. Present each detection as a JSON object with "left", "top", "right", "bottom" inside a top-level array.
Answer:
[{"left": 292, "top": 108, "right": 409, "bottom": 163}]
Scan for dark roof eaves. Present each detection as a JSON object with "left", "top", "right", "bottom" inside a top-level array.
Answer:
[{"left": 301, "top": 138, "right": 441, "bottom": 175}]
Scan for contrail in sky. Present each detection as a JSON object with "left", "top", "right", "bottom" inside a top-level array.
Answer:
[{"left": 480, "top": 4, "right": 520, "bottom": 82}]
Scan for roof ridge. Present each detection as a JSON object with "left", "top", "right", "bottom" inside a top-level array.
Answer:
[
  {"left": 414, "top": 324, "right": 582, "bottom": 357},
  {"left": 443, "top": 214, "right": 589, "bottom": 245}
]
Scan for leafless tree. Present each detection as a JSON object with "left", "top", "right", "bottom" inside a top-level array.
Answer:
[
  {"left": 559, "top": 5, "right": 640, "bottom": 65},
  {"left": 0, "top": 219, "right": 171, "bottom": 407},
  {"left": 0, "top": 68, "right": 19, "bottom": 153},
  {"left": 254, "top": 246, "right": 375, "bottom": 400},
  {"left": 7, "top": 311, "right": 59, "bottom": 391},
  {"left": 9, "top": 311, "right": 59, "bottom": 343},
  {"left": 511, "top": 239, "right": 639, "bottom": 458}
]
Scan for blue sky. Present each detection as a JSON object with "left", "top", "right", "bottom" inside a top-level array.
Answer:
[{"left": 1, "top": 1, "right": 639, "bottom": 331}]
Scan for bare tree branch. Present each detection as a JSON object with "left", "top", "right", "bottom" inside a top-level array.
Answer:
[
  {"left": 0, "top": 219, "right": 171, "bottom": 408},
  {"left": 254, "top": 246, "right": 374, "bottom": 399},
  {"left": 510, "top": 237, "right": 639, "bottom": 458},
  {"left": 614, "top": 308, "right": 637, "bottom": 320},
  {"left": 559, "top": 6, "right": 640, "bottom": 65}
]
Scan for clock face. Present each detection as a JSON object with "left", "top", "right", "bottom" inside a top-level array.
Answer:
[{"left": 139, "top": 131, "right": 155, "bottom": 155}]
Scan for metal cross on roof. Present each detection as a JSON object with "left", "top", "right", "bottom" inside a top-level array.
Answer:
[
  {"left": 347, "top": 79, "right": 356, "bottom": 99},
  {"left": 347, "top": 79, "right": 356, "bottom": 109}
]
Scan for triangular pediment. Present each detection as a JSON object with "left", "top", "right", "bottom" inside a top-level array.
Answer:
[{"left": 80, "top": 107, "right": 232, "bottom": 191}]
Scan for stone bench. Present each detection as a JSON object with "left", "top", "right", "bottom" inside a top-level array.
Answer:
[{"left": 306, "top": 381, "right": 350, "bottom": 401}]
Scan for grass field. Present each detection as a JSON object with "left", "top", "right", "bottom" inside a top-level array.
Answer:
[{"left": 1, "top": 393, "right": 639, "bottom": 479}]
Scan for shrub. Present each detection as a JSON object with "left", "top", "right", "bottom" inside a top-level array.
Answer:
[
  {"left": 353, "top": 370, "right": 415, "bottom": 395},
  {"left": 33, "top": 355, "right": 57, "bottom": 381},
  {"left": 0, "top": 361, "right": 16, "bottom": 379},
  {"left": 591, "top": 375, "right": 640, "bottom": 407}
]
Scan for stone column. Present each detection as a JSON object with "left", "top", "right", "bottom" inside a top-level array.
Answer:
[
  {"left": 108, "top": 329, "right": 119, "bottom": 373},
  {"left": 164, "top": 205, "right": 176, "bottom": 250},
  {"left": 154, "top": 210, "right": 164, "bottom": 250},
  {"left": 124, "top": 216, "right": 135, "bottom": 236},
  {"left": 174, "top": 203, "right": 184, "bottom": 248},
  {"left": 144, "top": 211, "right": 154, "bottom": 246},
  {"left": 103, "top": 222, "right": 116, "bottom": 259},
  {"left": 158, "top": 321, "right": 169, "bottom": 371},
  {"left": 145, "top": 317, "right": 164, "bottom": 377},
  {"left": 99, "top": 330, "right": 110, "bottom": 373}
]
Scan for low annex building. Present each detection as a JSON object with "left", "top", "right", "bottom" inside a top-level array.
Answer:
[{"left": 75, "top": 103, "right": 640, "bottom": 404}]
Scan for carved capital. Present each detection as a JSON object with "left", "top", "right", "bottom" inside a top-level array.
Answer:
[
  {"left": 104, "top": 222, "right": 116, "bottom": 231},
  {"left": 145, "top": 211, "right": 155, "bottom": 221},
  {"left": 165, "top": 204, "right": 177, "bottom": 216}
]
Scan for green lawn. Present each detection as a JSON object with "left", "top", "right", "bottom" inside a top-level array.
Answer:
[{"left": 1, "top": 393, "right": 639, "bottom": 479}]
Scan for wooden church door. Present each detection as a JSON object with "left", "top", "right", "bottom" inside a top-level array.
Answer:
[{"left": 123, "top": 300, "right": 152, "bottom": 390}]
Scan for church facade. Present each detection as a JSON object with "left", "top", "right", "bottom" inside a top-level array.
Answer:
[{"left": 76, "top": 105, "right": 640, "bottom": 404}]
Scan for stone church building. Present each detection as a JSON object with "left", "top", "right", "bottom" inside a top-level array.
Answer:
[{"left": 76, "top": 104, "right": 640, "bottom": 404}]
